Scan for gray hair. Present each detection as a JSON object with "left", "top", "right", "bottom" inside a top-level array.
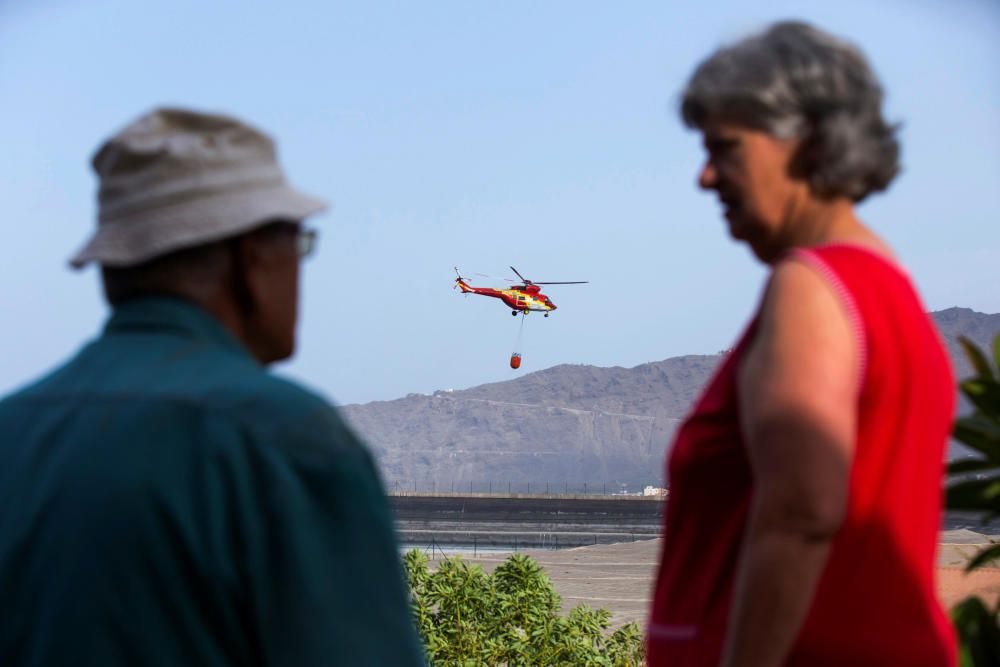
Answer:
[{"left": 681, "top": 21, "right": 900, "bottom": 202}]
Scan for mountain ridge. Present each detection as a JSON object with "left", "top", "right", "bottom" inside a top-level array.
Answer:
[{"left": 341, "top": 307, "right": 999, "bottom": 490}]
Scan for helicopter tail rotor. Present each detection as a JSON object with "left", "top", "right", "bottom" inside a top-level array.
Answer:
[{"left": 453, "top": 272, "right": 475, "bottom": 294}]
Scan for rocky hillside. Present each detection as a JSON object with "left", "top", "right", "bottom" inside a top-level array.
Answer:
[
  {"left": 931, "top": 307, "right": 1000, "bottom": 378},
  {"left": 341, "top": 308, "right": 999, "bottom": 490}
]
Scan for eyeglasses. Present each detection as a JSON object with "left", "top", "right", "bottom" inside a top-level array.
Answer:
[
  {"left": 296, "top": 227, "right": 318, "bottom": 259},
  {"left": 251, "top": 221, "right": 319, "bottom": 259}
]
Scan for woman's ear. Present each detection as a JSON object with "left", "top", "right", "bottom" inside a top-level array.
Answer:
[{"left": 787, "top": 131, "right": 820, "bottom": 185}]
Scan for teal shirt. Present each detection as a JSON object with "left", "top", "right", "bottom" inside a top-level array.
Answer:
[{"left": 0, "top": 297, "right": 425, "bottom": 666}]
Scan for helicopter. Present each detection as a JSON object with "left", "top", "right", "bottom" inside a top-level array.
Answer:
[{"left": 454, "top": 266, "right": 587, "bottom": 317}]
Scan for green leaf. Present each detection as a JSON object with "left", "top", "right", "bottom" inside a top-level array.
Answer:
[
  {"left": 951, "top": 595, "right": 1000, "bottom": 667},
  {"left": 949, "top": 459, "right": 1000, "bottom": 475},
  {"left": 994, "top": 333, "right": 1000, "bottom": 371},
  {"left": 947, "top": 478, "right": 1000, "bottom": 512},
  {"left": 960, "top": 336, "right": 997, "bottom": 381},
  {"left": 954, "top": 416, "right": 1000, "bottom": 462},
  {"left": 407, "top": 550, "right": 649, "bottom": 664},
  {"left": 965, "top": 542, "right": 1000, "bottom": 573},
  {"left": 960, "top": 379, "right": 1000, "bottom": 420}
]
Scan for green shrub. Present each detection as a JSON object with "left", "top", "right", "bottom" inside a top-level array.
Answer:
[
  {"left": 403, "top": 549, "right": 645, "bottom": 666},
  {"left": 946, "top": 334, "right": 1000, "bottom": 666}
]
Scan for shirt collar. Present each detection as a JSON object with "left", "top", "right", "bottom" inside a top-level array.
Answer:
[{"left": 103, "top": 296, "right": 255, "bottom": 361}]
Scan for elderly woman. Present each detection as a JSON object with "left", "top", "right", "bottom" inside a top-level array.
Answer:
[{"left": 648, "top": 22, "right": 955, "bottom": 667}]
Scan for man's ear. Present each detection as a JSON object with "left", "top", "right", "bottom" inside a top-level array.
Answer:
[{"left": 228, "top": 235, "right": 259, "bottom": 318}]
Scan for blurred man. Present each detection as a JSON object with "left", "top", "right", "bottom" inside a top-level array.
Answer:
[{"left": 0, "top": 108, "right": 425, "bottom": 666}]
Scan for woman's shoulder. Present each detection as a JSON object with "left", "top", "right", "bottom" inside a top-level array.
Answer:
[
  {"left": 776, "top": 241, "right": 917, "bottom": 319},
  {"left": 772, "top": 240, "right": 945, "bottom": 376}
]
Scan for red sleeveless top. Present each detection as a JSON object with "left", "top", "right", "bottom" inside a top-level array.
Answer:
[{"left": 647, "top": 245, "right": 956, "bottom": 666}]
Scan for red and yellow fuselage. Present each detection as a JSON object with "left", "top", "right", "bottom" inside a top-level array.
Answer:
[{"left": 455, "top": 278, "right": 557, "bottom": 314}]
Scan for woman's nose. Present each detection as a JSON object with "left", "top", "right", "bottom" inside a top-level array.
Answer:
[{"left": 698, "top": 160, "right": 718, "bottom": 190}]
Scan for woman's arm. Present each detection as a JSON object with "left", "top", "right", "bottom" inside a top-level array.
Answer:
[{"left": 720, "top": 258, "right": 859, "bottom": 667}]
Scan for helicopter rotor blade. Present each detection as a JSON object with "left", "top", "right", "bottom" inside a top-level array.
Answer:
[
  {"left": 509, "top": 266, "right": 529, "bottom": 284},
  {"left": 532, "top": 281, "right": 589, "bottom": 285},
  {"left": 470, "top": 272, "right": 517, "bottom": 283}
]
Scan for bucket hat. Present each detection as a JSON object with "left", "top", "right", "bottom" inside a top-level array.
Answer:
[{"left": 69, "top": 107, "right": 327, "bottom": 268}]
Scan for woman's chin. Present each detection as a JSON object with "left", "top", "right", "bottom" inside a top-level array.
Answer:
[
  {"left": 725, "top": 217, "right": 749, "bottom": 243},
  {"left": 747, "top": 240, "right": 782, "bottom": 264}
]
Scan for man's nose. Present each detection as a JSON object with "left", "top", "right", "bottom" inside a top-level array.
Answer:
[{"left": 698, "top": 160, "right": 718, "bottom": 190}]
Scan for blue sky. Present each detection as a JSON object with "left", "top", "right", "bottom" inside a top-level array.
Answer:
[{"left": 1, "top": 0, "right": 998, "bottom": 405}]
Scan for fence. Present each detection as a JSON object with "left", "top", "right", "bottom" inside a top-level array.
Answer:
[
  {"left": 404, "top": 532, "right": 649, "bottom": 557},
  {"left": 387, "top": 479, "right": 665, "bottom": 496}
]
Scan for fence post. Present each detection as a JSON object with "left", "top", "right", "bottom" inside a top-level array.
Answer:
[{"left": 474, "top": 535, "right": 477, "bottom": 558}]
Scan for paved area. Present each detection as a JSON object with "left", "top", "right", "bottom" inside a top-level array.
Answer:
[
  {"left": 428, "top": 538, "right": 657, "bottom": 627},
  {"left": 427, "top": 530, "right": 1000, "bottom": 629},
  {"left": 938, "top": 529, "right": 1000, "bottom": 608}
]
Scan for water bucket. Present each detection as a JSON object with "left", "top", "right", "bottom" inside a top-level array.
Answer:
[{"left": 510, "top": 352, "right": 522, "bottom": 369}]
